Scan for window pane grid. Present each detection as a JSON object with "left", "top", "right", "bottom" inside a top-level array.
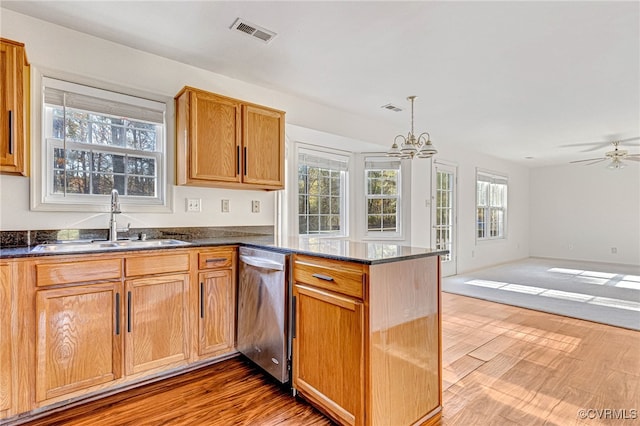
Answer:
[
  {"left": 365, "top": 167, "right": 399, "bottom": 234},
  {"left": 298, "top": 154, "right": 347, "bottom": 236},
  {"left": 476, "top": 172, "right": 507, "bottom": 240},
  {"left": 435, "top": 171, "right": 453, "bottom": 261},
  {"left": 46, "top": 96, "right": 161, "bottom": 199}
]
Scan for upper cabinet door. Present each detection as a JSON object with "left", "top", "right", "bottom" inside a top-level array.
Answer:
[
  {"left": 0, "top": 38, "right": 30, "bottom": 176},
  {"left": 242, "top": 104, "right": 285, "bottom": 188},
  {"left": 190, "top": 91, "right": 241, "bottom": 183},
  {"left": 175, "top": 86, "right": 285, "bottom": 190}
]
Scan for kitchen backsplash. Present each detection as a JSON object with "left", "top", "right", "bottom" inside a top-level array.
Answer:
[{"left": 0, "top": 226, "right": 274, "bottom": 248}]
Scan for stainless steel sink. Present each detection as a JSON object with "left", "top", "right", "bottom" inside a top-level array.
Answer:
[{"left": 32, "top": 239, "right": 190, "bottom": 253}]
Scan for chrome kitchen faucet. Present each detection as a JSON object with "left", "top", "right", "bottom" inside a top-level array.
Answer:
[{"left": 109, "top": 189, "right": 129, "bottom": 241}]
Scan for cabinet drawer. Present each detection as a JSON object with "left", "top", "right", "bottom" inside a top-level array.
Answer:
[
  {"left": 125, "top": 252, "right": 190, "bottom": 277},
  {"left": 198, "top": 248, "right": 235, "bottom": 270},
  {"left": 293, "top": 255, "right": 366, "bottom": 299},
  {"left": 36, "top": 258, "right": 122, "bottom": 287}
]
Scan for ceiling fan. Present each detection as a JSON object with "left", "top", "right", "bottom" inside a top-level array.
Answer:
[{"left": 569, "top": 137, "right": 640, "bottom": 169}]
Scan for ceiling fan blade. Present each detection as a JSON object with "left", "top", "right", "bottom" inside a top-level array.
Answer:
[
  {"left": 560, "top": 141, "right": 611, "bottom": 150},
  {"left": 560, "top": 136, "right": 640, "bottom": 152},
  {"left": 585, "top": 158, "right": 608, "bottom": 166},
  {"left": 570, "top": 157, "right": 605, "bottom": 164},
  {"left": 625, "top": 157, "right": 640, "bottom": 162},
  {"left": 618, "top": 136, "right": 640, "bottom": 144}
]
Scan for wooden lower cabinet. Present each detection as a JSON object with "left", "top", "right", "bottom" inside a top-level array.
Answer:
[
  {"left": 0, "top": 262, "right": 14, "bottom": 417},
  {"left": 5, "top": 247, "right": 241, "bottom": 421},
  {"left": 125, "top": 273, "right": 190, "bottom": 375},
  {"left": 198, "top": 269, "right": 235, "bottom": 357},
  {"left": 292, "top": 254, "right": 442, "bottom": 426},
  {"left": 293, "top": 284, "right": 364, "bottom": 426},
  {"left": 35, "top": 282, "right": 123, "bottom": 402},
  {"left": 194, "top": 247, "right": 237, "bottom": 359}
]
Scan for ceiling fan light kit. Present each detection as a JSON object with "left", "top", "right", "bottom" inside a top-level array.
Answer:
[
  {"left": 387, "top": 96, "right": 437, "bottom": 160},
  {"left": 569, "top": 138, "right": 640, "bottom": 170},
  {"left": 607, "top": 158, "right": 626, "bottom": 170}
]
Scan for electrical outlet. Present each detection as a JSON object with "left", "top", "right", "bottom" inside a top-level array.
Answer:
[
  {"left": 186, "top": 198, "right": 201, "bottom": 212},
  {"left": 252, "top": 200, "right": 260, "bottom": 213},
  {"left": 221, "top": 199, "right": 230, "bottom": 213},
  {"left": 611, "top": 247, "right": 617, "bottom": 254}
]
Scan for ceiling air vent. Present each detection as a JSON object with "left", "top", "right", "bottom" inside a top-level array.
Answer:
[
  {"left": 230, "top": 18, "right": 277, "bottom": 44},
  {"left": 381, "top": 103, "right": 403, "bottom": 112}
]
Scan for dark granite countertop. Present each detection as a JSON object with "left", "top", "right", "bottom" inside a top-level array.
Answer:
[{"left": 0, "top": 235, "right": 446, "bottom": 265}]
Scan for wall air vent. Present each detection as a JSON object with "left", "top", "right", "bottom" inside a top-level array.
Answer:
[
  {"left": 381, "top": 103, "right": 403, "bottom": 112},
  {"left": 230, "top": 18, "right": 277, "bottom": 44}
]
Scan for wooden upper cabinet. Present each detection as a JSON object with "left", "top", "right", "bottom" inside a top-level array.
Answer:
[
  {"left": 175, "top": 86, "right": 285, "bottom": 190},
  {"left": 0, "top": 38, "right": 30, "bottom": 176},
  {"left": 242, "top": 104, "right": 285, "bottom": 187}
]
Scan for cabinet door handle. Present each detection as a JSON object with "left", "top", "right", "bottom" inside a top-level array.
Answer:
[
  {"left": 200, "top": 282, "right": 205, "bottom": 319},
  {"left": 205, "top": 258, "right": 227, "bottom": 264},
  {"left": 236, "top": 145, "right": 240, "bottom": 175},
  {"left": 291, "top": 295, "right": 297, "bottom": 339},
  {"left": 312, "top": 273, "right": 334, "bottom": 282},
  {"left": 243, "top": 147, "right": 247, "bottom": 176},
  {"left": 8, "top": 110, "right": 14, "bottom": 155},
  {"left": 127, "top": 291, "right": 132, "bottom": 333},
  {"left": 115, "top": 292, "right": 121, "bottom": 335}
]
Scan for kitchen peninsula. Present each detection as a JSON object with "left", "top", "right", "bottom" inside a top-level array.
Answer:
[{"left": 0, "top": 230, "right": 446, "bottom": 426}]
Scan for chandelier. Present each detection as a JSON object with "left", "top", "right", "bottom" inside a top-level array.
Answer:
[{"left": 387, "top": 95, "right": 437, "bottom": 159}]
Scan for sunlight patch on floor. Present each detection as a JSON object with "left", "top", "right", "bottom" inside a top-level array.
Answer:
[
  {"left": 463, "top": 279, "right": 640, "bottom": 312},
  {"left": 615, "top": 280, "right": 640, "bottom": 290}
]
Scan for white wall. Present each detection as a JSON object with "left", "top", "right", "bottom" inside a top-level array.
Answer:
[
  {"left": 410, "top": 145, "right": 531, "bottom": 274},
  {"left": 0, "top": 9, "right": 397, "bottom": 231},
  {"left": 530, "top": 164, "right": 640, "bottom": 266}
]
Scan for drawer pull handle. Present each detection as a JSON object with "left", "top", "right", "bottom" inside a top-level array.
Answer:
[
  {"left": 206, "top": 258, "right": 227, "bottom": 263},
  {"left": 312, "top": 273, "right": 334, "bottom": 282}
]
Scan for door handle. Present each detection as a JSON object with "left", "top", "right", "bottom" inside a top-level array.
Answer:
[
  {"left": 236, "top": 146, "right": 240, "bottom": 175},
  {"left": 8, "top": 110, "right": 14, "bottom": 155},
  {"left": 127, "top": 291, "right": 132, "bottom": 333},
  {"left": 115, "top": 292, "right": 120, "bottom": 335},
  {"left": 200, "top": 282, "right": 205, "bottom": 318},
  {"left": 243, "top": 147, "right": 247, "bottom": 176}
]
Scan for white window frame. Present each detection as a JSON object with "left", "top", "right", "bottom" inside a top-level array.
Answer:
[
  {"left": 295, "top": 144, "right": 351, "bottom": 238},
  {"left": 30, "top": 70, "right": 171, "bottom": 212},
  {"left": 364, "top": 156, "right": 402, "bottom": 239},
  {"left": 476, "top": 168, "right": 508, "bottom": 241}
]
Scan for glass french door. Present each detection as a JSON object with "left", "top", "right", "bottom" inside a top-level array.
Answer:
[{"left": 432, "top": 163, "right": 457, "bottom": 277}]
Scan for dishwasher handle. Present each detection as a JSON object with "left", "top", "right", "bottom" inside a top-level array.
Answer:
[{"left": 240, "top": 254, "right": 285, "bottom": 271}]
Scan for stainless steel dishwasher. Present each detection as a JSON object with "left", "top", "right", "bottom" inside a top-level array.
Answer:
[{"left": 237, "top": 246, "right": 290, "bottom": 383}]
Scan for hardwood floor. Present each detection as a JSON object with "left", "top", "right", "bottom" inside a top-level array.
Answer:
[
  {"left": 440, "top": 293, "right": 639, "bottom": 425},
  {"left": 13, "top": 292, "right": 639, "bottom": 426}
]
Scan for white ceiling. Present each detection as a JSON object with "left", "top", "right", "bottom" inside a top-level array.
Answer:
[{"left": 3, "top": 1, "right": 639, "bottom": 167}]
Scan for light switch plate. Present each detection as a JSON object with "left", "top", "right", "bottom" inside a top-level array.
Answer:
[
  {"left": 251, "top": 200, "right": 260, "bottom": 213},
  {"left": 221, "top": 199, "right": 230, "bottom": 213}
]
